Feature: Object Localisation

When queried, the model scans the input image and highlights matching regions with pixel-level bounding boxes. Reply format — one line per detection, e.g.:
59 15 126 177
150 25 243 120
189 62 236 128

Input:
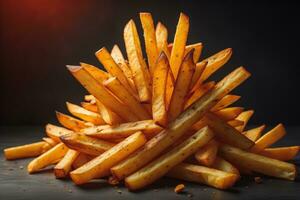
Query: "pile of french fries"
4 12 299 191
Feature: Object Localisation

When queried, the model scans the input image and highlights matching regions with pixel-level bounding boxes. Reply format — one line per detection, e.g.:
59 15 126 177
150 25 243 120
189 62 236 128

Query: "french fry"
243 125 266 141
195 139 219 166
211 156 240 175
152 52 169 126
227 119 244 127
84 94 96 104
169 13 189 78
140 12 158 75
80 62 110 82
67 65 139 121
42 137 58 147
124 20 151 102
168 50 195 121
111 67 250 180
155 22 170 59
56 111 91 131
66 102 105 125
235 110 254 132
4 141 52 160
214 107 244 121
60 133 115 156
185 43 203 63
81 102 98 113
83 120 162 139
259 146 300 161
189 61 207 91
45 124 73 142
125 127 214 190
95 47 136 97
251 124 286 153
70 131 147 185
219 144 296 181
167 163 239 190
95 100 123 125
27 143 68 174
72 153 93 169
211 94 241 112
103 77 151 120
54 149 80 178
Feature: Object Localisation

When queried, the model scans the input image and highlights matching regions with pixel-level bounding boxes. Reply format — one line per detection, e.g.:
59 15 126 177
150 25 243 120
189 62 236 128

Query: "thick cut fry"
124 20 151 102
81 102 98 113
152 52 169 126
167 163 239 190
168 50 195 121
212 156 240 175
185 43 203 63
169 13 189 78
259 146 300 161
66 102 104 125
189 61 207 91
43 137 58 147
195 139 219 167
227 119 244 127
214 107 244 121
140 12 158 75
60 133 115 156
46 124 73 142
54 149 79 178
83 120 162 139
204 112 254 149
95 100 123 125
80 62 110 82
27 143 68 174
67 65 138 121
95 47 136 97
155 22 170 59
72 153 93 169
4 141 52 160
103 77 150 120
111 67 250 180
199 48 233 82
220 144 296 181
211 95 241 112
243 125 266 141
251 124 286 153
70 131 147 185
56 111 91 131
125 127 214 190
235 110 254 132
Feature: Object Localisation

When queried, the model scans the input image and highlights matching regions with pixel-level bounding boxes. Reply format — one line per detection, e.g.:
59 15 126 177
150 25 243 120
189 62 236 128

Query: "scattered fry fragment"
174 184 185 193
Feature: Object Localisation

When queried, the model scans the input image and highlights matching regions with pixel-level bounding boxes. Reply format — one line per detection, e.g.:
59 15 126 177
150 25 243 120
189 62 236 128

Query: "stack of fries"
4 12 299 191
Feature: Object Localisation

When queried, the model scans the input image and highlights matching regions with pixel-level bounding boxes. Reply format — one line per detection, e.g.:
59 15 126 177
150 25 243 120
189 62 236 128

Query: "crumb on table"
174 184 185 193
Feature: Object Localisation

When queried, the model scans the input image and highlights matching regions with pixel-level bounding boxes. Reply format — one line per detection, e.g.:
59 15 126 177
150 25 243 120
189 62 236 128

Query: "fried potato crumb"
174 184 185 193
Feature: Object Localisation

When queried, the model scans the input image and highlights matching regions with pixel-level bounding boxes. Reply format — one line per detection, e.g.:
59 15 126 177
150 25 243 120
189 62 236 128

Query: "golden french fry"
81 102 98 113
27 143 68 174
66 102 105 125
168 50 195 121
125 127 214 190
111 67 250 180
235 110 254 132
212 156 240 175
72 153 93 169
45 124 73 142
169 13 189 78
54 149 80 178
243 125 266 141
227 119 244 127
152 52 169 126
167 163 239 190
251 123 286 153
259 146 300 161
185 43 203 63
155 22 170 59
42 137 58 147
195 139 219 166
67 65 139 121
70 131 147 185
4 141 52 160
189 61 207 91
80 62 110 83
214 107 244 121
56 111 91 131
95 100 123 125
211 94 241 112
220 144 296 181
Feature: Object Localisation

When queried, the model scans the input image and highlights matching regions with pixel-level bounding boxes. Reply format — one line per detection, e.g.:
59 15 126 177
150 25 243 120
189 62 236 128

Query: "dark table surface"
1 126 300 200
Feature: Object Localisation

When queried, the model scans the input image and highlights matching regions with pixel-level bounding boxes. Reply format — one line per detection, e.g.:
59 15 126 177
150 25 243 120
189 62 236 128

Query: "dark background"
1 0 299 126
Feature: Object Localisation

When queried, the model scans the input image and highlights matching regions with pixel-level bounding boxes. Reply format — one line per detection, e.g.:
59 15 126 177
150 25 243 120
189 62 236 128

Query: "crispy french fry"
103 77 150 120
60 133 115 156
140 12 158 75
211 94 241 112
125 127 214 190
195 139 219 167
83 120 162 139
45 124 73 142
124 20 151 102
80 62 110 82
243 125 266 141
259 146 300 161
168 50 195 121
235 110 254 132
95 100 123 125
111 67 250 180
70 131 147 185
27 143 68 174
4 141 52 160
251 124 286 153
212 156 240 175
56 111 91 131
169 13 189 78
189 61 207 91
214 107 244 121
152 52 169 126
155 22 170 59
185 43 203 63
67 65 139 121
220 144 296 181
72 153 93 169
227 119 244 127
54 149 80 178
167 163 239 190
81 102 98 113
43 137 58 147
